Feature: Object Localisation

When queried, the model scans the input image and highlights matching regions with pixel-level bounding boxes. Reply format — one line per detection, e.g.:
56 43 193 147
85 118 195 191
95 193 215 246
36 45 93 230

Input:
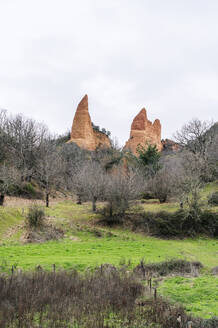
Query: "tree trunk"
27 175 32 182
77 195 82 205
46 192 49 208
92 197 97 212
0 194 5 206
109 202 113 217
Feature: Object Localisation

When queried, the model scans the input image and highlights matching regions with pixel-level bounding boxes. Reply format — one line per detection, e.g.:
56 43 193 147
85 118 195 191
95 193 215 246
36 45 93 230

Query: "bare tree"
4 113 49 182
0 109 8 163
59 142 88 194
104 167 144 217
174 118 214 156
174 151 210 213
205 128 218 178
70 159 144 215
36 140 63 207
0 165 20 205
174 119 218 183
145 167 175 203
71 161 106 211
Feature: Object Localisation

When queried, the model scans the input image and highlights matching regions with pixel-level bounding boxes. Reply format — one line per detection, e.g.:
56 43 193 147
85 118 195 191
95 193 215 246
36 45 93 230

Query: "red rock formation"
69 95 111 150
124 108 162 156
93 129 111 149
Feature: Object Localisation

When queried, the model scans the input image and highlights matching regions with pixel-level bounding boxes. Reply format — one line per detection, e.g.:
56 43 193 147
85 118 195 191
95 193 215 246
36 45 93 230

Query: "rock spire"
69 95 111 150
124 108 162 156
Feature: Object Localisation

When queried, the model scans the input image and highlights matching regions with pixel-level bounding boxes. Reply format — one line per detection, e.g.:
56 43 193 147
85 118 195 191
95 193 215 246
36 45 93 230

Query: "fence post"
154 287 157 300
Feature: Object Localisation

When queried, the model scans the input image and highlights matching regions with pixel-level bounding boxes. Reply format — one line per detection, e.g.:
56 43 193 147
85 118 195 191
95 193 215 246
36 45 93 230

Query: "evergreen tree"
137 143 161 175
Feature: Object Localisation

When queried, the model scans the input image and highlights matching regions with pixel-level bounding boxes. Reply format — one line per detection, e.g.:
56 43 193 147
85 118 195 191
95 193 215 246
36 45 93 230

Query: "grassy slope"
1 233 217 271
0 181 217 318
0 207 23 238
160 275 218 319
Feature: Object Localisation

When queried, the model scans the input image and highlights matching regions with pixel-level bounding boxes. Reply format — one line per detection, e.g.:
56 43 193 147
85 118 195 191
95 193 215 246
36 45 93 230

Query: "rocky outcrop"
69 95 111 150
161 139 181 153
124 108 162 156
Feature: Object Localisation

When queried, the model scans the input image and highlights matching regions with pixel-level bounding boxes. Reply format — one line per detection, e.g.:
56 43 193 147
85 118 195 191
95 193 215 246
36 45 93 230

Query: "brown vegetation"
0 266 208 328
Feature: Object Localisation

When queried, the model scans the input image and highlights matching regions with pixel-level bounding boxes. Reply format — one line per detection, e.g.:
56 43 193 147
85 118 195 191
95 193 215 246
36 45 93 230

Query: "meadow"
0 182 217 319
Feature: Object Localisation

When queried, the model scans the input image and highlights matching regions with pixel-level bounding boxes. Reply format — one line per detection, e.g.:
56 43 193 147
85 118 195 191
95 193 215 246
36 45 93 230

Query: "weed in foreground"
0 266 216 328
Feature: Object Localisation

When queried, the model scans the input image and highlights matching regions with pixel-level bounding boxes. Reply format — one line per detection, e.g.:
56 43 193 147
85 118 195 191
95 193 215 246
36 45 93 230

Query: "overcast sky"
0 0 218 146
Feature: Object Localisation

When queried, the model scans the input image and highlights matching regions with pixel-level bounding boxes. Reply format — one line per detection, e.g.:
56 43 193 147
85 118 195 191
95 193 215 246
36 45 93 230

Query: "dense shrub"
130 209 218 238
8 182 43 199
134 259 203 277
208 192 218 205
0 269 143 328
141 191 155 200
99 200 128 225
26 205 45 228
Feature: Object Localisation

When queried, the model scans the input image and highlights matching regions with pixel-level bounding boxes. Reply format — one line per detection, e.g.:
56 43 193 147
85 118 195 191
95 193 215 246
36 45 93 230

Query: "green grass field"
0 182 217 319
160 275 218 319
1 234 217 272
0 207 23 238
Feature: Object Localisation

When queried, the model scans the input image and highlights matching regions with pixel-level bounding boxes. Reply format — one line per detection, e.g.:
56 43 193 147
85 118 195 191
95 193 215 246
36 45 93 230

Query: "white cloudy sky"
0 0 218 145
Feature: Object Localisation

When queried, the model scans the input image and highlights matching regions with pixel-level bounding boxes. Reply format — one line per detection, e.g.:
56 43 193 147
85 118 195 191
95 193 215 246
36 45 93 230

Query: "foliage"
134 259 203 277
26 205 45 228
55 131 71 145
8 182 43 199
131 209 218 238
141 191 155 200
137 143 161 175
92 145 124 172
92 122 111 136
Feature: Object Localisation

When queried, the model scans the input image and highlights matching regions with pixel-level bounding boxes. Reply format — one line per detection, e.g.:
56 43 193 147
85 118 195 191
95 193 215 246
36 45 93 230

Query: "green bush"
141 192 154 200
130 209 218 238
134 259 203 277
8 182 43 199
26 205 45 228
99 199 129 225
208 192 218 205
